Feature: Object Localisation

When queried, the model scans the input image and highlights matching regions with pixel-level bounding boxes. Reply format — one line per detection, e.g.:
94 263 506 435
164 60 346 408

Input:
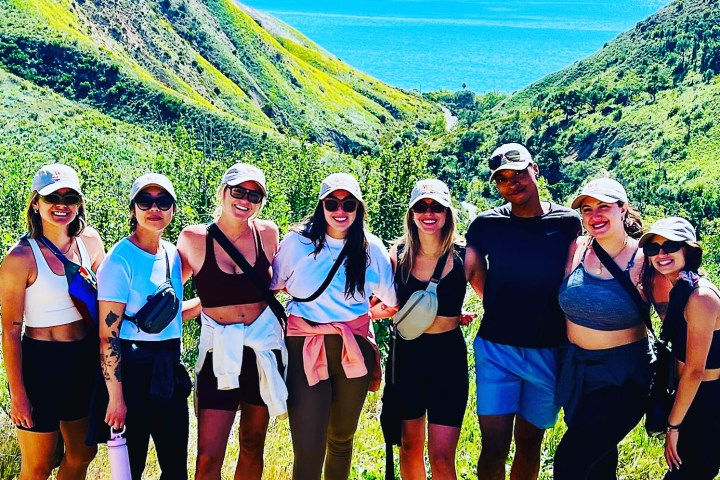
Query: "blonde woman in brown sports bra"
177 163 286 480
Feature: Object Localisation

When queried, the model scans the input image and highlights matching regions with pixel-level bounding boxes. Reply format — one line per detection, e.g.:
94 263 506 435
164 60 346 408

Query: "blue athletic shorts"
473 336 561 429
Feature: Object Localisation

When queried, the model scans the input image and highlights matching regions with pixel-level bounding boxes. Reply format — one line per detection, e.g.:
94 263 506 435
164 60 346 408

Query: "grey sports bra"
558 245 643 331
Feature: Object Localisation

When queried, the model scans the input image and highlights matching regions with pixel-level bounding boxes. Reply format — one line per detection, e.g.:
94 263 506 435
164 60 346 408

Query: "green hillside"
430 0 720 245
0 0 440 154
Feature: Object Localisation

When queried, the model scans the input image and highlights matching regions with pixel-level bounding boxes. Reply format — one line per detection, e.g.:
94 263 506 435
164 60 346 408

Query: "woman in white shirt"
271 173 398 480
97 173 190 479
0 164 104 479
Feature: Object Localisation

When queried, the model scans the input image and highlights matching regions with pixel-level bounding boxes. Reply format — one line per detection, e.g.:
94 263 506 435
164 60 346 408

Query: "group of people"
0 142 718 480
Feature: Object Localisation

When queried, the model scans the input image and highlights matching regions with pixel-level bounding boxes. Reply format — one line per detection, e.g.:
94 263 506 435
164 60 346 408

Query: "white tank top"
24 237 92 328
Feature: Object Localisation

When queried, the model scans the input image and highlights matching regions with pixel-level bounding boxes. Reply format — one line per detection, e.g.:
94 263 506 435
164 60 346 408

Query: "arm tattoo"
100 353 111 382
106 331 122 382
104 311 120 328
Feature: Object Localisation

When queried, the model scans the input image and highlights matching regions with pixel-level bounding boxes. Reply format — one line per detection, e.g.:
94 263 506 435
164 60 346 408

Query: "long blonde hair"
395 204 462 284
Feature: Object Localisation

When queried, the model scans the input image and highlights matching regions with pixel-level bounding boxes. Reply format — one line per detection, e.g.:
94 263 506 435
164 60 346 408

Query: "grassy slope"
432 0 720 231
0 0 440 152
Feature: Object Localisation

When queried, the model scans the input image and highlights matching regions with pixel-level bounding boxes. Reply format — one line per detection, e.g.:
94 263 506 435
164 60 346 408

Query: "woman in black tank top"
177 163 283 480
640 217 720 480
385 179 472 480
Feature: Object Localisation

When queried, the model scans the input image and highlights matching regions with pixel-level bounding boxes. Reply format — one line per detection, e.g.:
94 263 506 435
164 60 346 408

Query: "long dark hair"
291 199 369 299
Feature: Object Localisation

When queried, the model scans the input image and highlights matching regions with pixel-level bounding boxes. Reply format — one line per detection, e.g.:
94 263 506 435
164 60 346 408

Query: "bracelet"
667 422 681 431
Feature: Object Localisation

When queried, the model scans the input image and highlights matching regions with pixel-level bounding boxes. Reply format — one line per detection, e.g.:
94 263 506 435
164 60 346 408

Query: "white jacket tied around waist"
197 307 288 418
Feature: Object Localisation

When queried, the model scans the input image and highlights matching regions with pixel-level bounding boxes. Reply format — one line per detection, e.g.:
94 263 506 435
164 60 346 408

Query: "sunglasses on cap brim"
488 150 527 171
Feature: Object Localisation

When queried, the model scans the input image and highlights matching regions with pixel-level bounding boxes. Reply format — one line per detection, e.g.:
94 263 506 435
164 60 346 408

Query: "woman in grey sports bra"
640 217 720 479
0 164 105 479
554 178 653 480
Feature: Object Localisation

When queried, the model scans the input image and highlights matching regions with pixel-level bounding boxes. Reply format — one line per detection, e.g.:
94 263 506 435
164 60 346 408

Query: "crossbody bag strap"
164 247 171 281
206 223 287 328
292 241 349 303
38 235 71 265
592 239 654 335
429 249 451 284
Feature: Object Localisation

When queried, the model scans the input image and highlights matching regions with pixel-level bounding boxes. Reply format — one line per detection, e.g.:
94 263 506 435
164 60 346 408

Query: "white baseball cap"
129 173 177 202
222 163 267 195
32 164 83 196
409 179 451 208
318 173 363 201
570 178 628 209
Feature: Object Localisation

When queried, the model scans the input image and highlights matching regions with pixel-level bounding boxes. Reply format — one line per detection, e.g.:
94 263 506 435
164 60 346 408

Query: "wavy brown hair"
25 192 87 239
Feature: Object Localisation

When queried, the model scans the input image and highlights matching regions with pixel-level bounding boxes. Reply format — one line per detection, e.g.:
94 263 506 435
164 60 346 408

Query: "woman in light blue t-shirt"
96 173 191 479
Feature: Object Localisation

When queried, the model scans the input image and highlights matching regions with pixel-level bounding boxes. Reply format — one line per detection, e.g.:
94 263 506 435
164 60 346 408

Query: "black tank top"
194 224 271 308
664 276 720 369
395 243 467 317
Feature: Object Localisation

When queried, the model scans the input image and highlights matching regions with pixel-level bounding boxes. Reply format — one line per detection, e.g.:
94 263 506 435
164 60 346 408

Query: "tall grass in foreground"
0 292 703 479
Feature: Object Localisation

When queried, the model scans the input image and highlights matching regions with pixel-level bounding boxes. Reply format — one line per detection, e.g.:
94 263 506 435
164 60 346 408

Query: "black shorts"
18 335 97 433
393 327 469 428
196 348 283 411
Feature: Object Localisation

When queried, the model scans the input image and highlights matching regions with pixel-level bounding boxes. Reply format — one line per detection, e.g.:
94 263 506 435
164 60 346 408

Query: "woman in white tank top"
0 164 105 479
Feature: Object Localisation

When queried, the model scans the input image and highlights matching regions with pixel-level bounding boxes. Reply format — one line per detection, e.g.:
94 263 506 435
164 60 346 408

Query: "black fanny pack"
123 250 180 334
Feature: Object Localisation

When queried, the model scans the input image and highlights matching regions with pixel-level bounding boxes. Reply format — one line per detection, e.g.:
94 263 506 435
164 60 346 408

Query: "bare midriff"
425 315 460 334
567 321 647 350
203 300 268 326
25 319 88 341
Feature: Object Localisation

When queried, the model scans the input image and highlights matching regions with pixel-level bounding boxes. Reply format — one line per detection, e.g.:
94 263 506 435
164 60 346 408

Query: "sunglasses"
227 185 264 204
411 202 447 214
644 240 684 257
39 192 82 206
488 150 526 171
323 198 359 213
134 194 175 211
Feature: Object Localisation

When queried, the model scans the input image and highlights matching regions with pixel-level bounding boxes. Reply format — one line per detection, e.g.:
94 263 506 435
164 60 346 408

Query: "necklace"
61 238 75 255
593 237 628 275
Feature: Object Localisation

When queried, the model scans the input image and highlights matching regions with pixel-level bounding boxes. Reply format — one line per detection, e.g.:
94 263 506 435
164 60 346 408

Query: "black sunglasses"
323 198 359 213
488 149 525 171
40 192 82 206
644 240 684 257
134 194 175 211
411 202 447 214
227 185 264 204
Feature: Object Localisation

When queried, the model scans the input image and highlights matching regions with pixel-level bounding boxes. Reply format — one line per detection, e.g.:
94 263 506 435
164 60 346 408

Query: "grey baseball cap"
221 163 267 195
32 164 83 196
129 173 177 202
318 173 363 201
570 178 629 209
639 217 697 247
409 179 451 208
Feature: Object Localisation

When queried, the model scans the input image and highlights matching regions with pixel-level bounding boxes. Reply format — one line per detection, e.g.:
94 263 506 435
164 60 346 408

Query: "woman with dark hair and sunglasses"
389 179 472 480
554 177 653 479
640 217 720 479
0 164 104 479
271 172 397 480
176 163 286 480
97 173 191 479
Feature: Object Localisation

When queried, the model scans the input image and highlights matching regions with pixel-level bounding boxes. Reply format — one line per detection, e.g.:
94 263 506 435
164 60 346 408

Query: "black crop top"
395 244 467 317
194 224 271 308
664 276 720 369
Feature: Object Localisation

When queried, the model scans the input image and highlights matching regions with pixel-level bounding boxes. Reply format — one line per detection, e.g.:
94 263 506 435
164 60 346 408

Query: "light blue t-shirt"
97 237 183 341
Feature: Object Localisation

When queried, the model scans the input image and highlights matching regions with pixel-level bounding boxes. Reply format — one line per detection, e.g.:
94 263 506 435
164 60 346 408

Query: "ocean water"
242 0 670 93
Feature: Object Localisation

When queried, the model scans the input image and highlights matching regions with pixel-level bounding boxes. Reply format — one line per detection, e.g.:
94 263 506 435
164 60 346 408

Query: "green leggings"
286 334 375 480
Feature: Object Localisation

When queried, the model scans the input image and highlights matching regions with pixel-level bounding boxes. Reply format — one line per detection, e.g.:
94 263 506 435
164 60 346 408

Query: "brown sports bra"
194 224 271 308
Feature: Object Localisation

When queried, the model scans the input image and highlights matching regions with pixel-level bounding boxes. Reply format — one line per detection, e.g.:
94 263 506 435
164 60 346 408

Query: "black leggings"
286 334 375 480
664 379 720 480
554 380 647 480
121 339 190 480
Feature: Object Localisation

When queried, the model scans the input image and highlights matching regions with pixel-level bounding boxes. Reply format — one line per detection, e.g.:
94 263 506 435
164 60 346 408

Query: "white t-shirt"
271 231 397 323
97 238 183 341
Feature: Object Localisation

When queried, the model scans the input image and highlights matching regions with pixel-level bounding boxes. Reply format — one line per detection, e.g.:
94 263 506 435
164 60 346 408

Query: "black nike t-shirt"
466 202 581 348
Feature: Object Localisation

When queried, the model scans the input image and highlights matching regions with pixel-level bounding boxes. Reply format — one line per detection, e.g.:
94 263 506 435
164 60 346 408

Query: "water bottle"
107 426 132 480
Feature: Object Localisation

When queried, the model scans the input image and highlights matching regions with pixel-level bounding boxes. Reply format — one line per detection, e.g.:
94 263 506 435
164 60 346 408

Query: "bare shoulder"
0 239 33 276
178 224 209 242
80 226 104 249
690 280 720 310
254 219 280 244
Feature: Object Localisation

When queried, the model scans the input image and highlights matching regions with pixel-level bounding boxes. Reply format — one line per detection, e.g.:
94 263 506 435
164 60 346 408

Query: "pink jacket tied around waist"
287 313 381 392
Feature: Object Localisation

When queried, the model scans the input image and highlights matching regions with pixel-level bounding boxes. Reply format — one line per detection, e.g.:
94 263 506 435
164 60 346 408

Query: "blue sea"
241 0 670 93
